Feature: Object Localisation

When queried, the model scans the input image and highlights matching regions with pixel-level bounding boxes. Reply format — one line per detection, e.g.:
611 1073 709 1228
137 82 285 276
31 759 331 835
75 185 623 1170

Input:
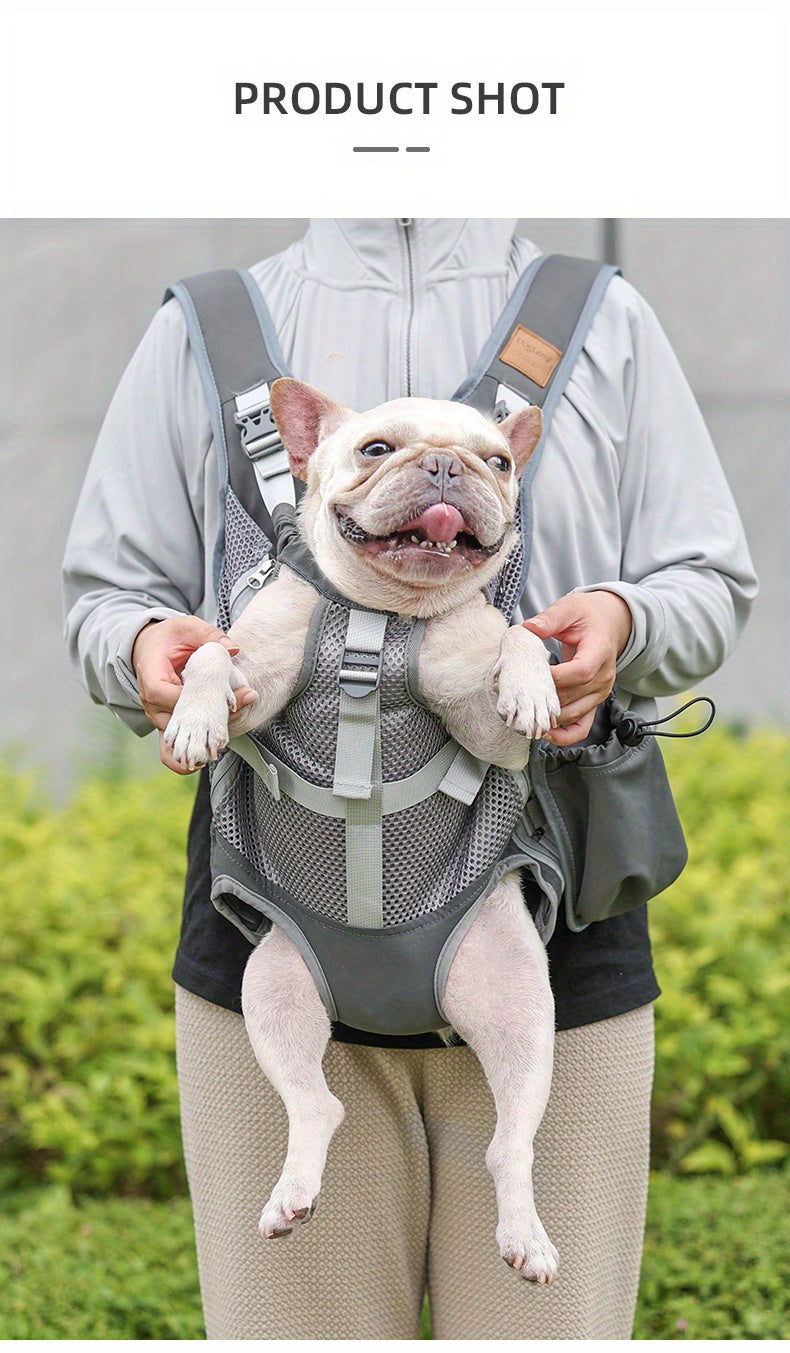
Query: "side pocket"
530 731 688 932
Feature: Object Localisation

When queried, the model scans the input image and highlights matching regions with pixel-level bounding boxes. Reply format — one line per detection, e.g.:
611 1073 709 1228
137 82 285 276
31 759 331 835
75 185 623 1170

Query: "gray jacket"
62 218 758 735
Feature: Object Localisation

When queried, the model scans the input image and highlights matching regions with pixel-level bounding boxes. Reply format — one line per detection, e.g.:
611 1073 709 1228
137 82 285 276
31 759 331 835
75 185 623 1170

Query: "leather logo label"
499 325 562 388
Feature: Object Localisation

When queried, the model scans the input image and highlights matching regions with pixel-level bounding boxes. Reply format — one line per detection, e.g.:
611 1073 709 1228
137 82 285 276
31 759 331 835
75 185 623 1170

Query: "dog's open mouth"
335 503 505 566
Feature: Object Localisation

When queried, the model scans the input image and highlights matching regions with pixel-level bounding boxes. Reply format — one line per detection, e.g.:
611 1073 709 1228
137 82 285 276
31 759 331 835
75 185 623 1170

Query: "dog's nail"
292 1206 310 1219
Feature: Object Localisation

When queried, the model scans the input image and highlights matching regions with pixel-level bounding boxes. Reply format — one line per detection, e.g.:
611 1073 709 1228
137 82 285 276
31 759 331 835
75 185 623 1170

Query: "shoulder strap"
164 268 297 556
454 253 619 425
454 253 620 608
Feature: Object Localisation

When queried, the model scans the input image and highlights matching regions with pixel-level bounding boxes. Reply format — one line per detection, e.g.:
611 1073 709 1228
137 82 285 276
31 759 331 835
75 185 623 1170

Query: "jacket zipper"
399 217 415 395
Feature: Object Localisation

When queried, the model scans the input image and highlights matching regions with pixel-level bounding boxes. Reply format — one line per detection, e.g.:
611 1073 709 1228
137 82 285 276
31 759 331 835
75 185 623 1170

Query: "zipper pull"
399 217 412 228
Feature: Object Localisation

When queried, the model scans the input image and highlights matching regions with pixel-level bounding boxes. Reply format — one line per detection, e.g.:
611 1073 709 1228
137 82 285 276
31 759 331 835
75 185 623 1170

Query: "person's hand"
131 616 256 774
521 591 632 746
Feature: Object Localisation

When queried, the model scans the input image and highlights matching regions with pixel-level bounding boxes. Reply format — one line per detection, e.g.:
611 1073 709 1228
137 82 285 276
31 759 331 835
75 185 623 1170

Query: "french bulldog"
164 379 561 1283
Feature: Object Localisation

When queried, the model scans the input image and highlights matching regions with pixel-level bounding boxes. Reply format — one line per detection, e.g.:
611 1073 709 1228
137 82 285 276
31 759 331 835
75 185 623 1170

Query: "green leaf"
679 1141 737 1174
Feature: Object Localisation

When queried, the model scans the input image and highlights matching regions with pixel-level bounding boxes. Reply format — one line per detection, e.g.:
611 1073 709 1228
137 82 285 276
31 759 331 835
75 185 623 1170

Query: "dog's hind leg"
441 872 558 1283
241 925 345 1239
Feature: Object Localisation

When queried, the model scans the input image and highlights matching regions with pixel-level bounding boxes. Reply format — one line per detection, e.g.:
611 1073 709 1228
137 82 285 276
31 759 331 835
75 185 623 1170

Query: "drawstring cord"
614 696 716 747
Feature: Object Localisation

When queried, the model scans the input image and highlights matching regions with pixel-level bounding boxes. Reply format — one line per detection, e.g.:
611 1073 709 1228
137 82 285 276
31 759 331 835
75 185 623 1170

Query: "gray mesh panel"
216 487 272 629
261 608 446 787
490 495 524 621
213 756 525 928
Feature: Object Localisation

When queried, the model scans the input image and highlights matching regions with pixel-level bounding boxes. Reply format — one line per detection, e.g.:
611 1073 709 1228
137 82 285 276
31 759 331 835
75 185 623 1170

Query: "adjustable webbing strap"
332 609 389 928
438 744 491 806
333 610 389 799
230 732 464 818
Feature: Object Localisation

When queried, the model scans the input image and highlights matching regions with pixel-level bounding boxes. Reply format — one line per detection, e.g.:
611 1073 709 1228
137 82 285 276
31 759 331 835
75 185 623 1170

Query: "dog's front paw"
258 1178 319 1240
495 639 561 739
163 701 231 770
497 1217 559 1285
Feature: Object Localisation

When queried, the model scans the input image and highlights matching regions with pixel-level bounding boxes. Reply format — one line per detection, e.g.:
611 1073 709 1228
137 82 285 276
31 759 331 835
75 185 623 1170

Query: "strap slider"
338 645 384 698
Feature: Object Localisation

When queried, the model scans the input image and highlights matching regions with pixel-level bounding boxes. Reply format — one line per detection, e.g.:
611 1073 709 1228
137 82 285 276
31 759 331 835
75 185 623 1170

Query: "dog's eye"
359 440 395 458
486 453 512 473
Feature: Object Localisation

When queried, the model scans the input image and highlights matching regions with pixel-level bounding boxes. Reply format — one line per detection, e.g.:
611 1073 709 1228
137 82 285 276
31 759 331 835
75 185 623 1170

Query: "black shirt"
172 770 659 1047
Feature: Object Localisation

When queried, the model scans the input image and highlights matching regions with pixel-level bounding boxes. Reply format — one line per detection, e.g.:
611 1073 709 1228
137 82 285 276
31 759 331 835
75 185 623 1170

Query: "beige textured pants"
175 985 654 1340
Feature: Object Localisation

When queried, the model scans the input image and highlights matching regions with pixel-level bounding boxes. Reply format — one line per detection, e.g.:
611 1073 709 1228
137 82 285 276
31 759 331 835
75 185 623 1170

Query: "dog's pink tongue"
402 503 466 542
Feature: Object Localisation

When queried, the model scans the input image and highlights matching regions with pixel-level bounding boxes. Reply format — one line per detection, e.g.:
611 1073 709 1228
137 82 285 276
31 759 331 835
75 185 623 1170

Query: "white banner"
1 1 788 216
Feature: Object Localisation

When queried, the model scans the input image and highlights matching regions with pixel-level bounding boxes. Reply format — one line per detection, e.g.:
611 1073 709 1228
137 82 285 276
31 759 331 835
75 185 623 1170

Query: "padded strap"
454 254 619 421
455 253 619 607
165 269 296 554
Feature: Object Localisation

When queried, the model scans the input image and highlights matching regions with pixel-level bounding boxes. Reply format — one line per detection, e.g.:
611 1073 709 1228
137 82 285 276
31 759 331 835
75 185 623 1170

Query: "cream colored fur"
164 382 560 1283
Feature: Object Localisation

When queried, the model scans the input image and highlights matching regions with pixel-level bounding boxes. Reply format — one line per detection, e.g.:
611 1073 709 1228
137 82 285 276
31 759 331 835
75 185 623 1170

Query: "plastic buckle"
338 646 384 698
234 384 282 460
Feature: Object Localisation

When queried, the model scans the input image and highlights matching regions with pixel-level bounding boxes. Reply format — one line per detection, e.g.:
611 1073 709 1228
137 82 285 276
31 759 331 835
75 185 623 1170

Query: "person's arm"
524 281 758 743
62 298 216 738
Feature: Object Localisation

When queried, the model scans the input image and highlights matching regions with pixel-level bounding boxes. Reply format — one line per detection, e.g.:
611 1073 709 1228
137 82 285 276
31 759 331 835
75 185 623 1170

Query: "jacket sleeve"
578 283 758 697
62 299 213 736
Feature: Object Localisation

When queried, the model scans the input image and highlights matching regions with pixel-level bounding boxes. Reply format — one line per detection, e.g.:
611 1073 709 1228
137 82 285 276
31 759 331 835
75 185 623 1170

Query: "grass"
0 1188 203 1339
634 1170 789 1339
1 1171 786 1339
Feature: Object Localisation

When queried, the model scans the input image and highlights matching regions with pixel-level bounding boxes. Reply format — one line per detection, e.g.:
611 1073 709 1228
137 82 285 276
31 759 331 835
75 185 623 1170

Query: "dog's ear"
497 405 544 477
269 378 353 482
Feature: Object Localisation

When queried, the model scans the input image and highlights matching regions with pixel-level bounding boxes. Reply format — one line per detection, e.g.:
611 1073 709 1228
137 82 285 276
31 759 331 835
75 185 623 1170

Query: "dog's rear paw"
258 1180 318 1239
498 1219 559 1285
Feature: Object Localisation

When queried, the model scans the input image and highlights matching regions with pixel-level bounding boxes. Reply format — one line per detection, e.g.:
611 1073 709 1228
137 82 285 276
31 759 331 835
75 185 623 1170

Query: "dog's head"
269 378 543 617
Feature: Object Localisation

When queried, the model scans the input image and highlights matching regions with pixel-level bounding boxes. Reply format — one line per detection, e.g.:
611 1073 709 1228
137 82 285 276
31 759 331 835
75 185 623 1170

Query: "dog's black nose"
421 452 464 485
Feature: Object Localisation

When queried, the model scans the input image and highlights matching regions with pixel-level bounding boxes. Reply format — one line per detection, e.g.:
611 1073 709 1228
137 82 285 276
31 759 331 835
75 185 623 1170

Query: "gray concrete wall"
1 219 786 791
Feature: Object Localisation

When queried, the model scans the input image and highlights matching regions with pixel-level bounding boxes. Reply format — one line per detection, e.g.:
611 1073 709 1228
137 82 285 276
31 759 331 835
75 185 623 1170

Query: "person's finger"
522 595 581 640
228 688 258 721
138 674 184 722
549 635 613 690
541 708 596 746
553 693 605 728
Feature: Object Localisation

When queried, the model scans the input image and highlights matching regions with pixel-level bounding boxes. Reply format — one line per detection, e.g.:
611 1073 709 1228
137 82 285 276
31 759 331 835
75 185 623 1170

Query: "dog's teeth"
449 540 457 550
411 535 419 543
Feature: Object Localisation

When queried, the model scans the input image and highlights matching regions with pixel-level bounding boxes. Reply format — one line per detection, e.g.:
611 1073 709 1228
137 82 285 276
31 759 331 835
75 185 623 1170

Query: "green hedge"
652 727 790 1173
634 1168 790 1339
0 723 787 1197
0 767 194 1197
